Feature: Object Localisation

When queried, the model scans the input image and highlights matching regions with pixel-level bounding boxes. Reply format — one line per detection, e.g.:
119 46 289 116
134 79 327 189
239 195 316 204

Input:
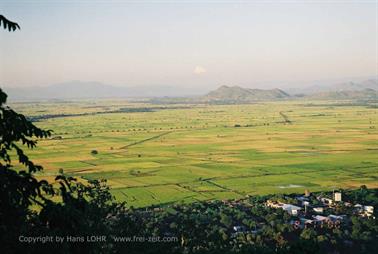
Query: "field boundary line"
119 131 173 149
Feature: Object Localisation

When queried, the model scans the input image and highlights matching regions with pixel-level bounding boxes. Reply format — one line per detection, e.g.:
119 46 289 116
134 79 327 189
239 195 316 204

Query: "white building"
334 192 342 202
364 206 374 214
313 207 324 214
282 204 302 216
328 214 345 222
318 197 333 206
355 205 375 218
313 215 328 224
233 225 246 232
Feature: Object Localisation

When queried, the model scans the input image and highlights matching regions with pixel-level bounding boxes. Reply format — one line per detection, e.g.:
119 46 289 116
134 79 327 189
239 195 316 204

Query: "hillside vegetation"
202 85 290 103
305 89 378 100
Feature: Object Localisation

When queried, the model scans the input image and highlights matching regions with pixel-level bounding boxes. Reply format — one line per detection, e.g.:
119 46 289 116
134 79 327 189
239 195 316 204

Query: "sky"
0 0 377 90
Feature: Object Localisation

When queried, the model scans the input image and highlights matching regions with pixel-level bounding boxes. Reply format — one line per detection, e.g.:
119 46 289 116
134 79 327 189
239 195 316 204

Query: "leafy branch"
0 15 20 31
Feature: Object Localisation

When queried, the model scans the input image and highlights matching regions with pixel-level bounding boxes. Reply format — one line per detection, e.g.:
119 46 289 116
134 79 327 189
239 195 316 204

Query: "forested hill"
202 85 291 103
304 89 378 100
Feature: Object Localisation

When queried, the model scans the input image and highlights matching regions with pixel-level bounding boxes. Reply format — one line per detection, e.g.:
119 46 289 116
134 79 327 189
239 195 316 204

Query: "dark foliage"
0 88 53 252
0 15 20 31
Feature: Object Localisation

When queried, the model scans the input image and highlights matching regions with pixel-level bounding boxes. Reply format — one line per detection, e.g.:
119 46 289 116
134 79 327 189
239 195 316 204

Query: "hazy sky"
0 0 376 89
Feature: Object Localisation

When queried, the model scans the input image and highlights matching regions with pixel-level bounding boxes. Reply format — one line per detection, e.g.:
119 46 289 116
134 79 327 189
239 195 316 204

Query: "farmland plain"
11 100 378 207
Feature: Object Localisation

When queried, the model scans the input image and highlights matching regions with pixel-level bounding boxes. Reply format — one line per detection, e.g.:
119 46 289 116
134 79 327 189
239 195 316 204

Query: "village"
262 189 374 231
141 187 377 244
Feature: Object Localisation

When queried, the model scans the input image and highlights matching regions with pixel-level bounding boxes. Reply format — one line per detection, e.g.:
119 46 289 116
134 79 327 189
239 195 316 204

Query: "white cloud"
193 66 207 75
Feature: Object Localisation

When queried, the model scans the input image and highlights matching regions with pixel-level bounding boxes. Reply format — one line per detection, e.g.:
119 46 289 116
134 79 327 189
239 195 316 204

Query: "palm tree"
0 15 20 31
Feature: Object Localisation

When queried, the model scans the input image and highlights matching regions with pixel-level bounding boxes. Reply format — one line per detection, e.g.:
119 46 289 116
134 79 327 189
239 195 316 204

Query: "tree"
220 213 232 228
0 87 53 251
0 17 52 251
0 15 20 31
300 228 317 240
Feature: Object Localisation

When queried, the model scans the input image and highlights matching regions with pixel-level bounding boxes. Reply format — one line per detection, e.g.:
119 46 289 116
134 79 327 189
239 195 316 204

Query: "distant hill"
2 81 203 100
202 85 290 103
2 79 378 102
305 88 378 100
288 79 378 95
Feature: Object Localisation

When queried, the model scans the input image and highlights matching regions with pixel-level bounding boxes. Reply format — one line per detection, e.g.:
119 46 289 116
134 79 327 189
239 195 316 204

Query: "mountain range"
202 85 377 103
287 79 378 95
2 81 204 100
304 88 378 100
1 79 377 102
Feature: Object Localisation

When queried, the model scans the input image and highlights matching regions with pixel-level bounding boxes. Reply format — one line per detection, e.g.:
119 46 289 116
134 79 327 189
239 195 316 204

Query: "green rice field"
11 100 378 207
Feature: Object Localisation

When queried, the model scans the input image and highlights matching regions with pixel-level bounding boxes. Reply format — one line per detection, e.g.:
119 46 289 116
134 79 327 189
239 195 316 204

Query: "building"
282 204 302 216
313 215 328 225
266 200 302 215
364 206 374 214
328 214 345 222
300 218 314 228
317 196 333 206
313 207 324 214
265 200 284 209
233 225 246 232
334 192 342 202
355 204 375 218
296 196 309 205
